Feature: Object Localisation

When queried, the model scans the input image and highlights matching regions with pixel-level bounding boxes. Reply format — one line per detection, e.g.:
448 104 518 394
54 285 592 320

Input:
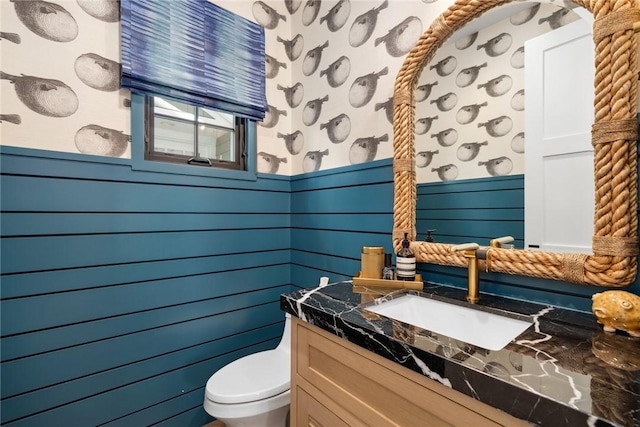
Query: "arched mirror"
392 0 639 287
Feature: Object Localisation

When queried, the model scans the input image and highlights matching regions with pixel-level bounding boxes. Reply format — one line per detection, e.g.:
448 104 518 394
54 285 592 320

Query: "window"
120 0 266 177
145 95 247 171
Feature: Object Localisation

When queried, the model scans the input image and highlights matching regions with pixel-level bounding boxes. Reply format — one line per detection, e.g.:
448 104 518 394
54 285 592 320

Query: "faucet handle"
490 236 514 248
450 243 480 252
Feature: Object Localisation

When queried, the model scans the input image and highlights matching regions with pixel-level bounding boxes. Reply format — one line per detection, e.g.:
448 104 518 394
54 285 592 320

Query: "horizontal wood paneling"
1 250 289 298
290 162 394 289
1 149 291 426
3 319 283 425
3 149 638 427
1 212 290 236
1 229 289 274
417 175 524 246
2 285 287 362
0 175 289 214
2 266 288 337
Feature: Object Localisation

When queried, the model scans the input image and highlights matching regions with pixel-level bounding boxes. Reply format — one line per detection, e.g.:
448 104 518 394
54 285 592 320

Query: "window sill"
130 157 257 181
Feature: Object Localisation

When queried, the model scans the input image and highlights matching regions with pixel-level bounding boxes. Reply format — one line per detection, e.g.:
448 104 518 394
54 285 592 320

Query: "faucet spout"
490 235 514 248
450 243 480 303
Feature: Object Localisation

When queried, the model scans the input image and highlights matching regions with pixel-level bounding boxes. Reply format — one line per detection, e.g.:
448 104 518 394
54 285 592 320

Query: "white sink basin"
365 294 532 351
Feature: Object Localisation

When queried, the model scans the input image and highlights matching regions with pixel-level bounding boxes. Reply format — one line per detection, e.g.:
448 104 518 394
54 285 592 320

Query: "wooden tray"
352 272 424 290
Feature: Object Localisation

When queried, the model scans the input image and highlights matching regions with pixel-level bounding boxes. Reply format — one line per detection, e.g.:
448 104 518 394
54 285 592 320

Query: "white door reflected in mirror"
525 17 595 254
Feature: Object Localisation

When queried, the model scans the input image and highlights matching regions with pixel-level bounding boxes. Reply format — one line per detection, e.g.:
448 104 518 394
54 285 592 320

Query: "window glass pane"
154 96 195 121
198 124 235 161
198 107 234 129
154 117 195 156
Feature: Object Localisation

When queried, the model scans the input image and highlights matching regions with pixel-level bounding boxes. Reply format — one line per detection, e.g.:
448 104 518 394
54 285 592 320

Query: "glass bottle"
396 232 416 281
382 253 394 280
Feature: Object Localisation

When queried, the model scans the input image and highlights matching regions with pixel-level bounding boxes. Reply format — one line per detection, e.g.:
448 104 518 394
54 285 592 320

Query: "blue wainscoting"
417 175 525 246
3 148 639 426
290 159 395 288
0 147 291 426
417 175 640 311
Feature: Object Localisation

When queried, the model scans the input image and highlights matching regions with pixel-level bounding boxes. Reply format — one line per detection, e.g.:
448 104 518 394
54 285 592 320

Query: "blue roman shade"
120 0 267 121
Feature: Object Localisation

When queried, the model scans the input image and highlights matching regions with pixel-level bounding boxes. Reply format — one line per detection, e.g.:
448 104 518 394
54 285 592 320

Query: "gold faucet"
450 243 480 303
490 235 514 248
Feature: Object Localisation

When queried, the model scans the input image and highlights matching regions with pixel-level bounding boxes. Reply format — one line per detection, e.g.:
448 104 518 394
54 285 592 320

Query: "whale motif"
12 0 78 42
75 124 130 157
477 33 512 57
258 152 287 174
349 0 388 47
349 134 388 164
303 95 329 126
320 0 350 32
252 1 286 29
416 150 439 168
320 56 350 88
429 56 457 77
303 149 329 173
374 16 422 57
303 41 329 76
2 71 78 117
320 113 351 143
349 67 388 108
479 156 513 176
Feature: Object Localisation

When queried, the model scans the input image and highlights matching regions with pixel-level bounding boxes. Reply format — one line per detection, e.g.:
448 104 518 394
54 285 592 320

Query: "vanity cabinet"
291 318 529 427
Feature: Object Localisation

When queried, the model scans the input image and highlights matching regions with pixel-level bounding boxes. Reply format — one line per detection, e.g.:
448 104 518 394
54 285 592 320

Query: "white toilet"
203 313 291 427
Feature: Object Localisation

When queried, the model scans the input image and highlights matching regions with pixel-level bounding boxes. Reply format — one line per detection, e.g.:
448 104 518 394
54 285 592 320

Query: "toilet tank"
276 313 291 353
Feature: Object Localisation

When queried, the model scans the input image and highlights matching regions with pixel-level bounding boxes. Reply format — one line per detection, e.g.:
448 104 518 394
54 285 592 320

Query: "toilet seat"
205 348 290 404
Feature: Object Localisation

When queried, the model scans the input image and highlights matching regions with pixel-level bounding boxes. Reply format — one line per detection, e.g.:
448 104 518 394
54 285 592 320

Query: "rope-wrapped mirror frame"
393 0 640 286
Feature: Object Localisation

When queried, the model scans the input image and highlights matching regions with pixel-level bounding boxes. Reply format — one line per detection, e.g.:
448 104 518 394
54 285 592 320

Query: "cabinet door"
295 386 349 427
292 319 523 427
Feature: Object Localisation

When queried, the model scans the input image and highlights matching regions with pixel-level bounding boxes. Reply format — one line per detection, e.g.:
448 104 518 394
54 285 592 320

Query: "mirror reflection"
413 2 593 251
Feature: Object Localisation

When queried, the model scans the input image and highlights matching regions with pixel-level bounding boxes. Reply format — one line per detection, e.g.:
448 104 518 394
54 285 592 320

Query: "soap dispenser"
396 232 416 281
425 229 436 242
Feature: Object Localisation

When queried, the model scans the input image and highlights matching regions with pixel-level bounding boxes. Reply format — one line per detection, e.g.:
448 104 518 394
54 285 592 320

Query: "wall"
1 3 293 425
290 159 394 287
0 147 291 426
2 0 640 424
416 3 578 183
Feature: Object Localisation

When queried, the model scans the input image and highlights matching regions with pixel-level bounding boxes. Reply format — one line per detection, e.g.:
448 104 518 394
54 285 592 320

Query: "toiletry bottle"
382 253 394 280
396 232 416 281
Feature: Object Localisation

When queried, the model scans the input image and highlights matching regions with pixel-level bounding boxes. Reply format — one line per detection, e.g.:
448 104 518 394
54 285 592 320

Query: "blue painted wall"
290 162 640 312
290 159 395 288
0 147 291 426
3 148 639 425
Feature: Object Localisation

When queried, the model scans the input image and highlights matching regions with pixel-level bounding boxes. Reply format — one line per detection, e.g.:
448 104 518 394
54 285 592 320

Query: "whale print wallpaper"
1 0 582 176
1 0 131 157
415 2 579 183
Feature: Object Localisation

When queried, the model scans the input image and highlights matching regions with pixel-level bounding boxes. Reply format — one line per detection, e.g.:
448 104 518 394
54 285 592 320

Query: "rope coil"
593 9 640 41
393 90 412 107
562 253 588 283
393 158 414 173
591 119 639 145
592 235 640 257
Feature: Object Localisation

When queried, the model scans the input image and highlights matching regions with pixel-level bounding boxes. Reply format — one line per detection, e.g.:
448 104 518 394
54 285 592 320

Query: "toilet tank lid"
205 348 290 404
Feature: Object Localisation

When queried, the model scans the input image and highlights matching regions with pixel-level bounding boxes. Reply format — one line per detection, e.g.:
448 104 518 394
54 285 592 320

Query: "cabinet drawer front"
295 386 350 427
295 320 511 427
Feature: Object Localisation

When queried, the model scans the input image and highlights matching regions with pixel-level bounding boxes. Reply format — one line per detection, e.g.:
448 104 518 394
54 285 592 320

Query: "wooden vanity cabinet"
291 318 529 427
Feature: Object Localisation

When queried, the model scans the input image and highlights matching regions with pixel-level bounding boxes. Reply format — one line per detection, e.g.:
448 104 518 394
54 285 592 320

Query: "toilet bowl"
203 313 291 427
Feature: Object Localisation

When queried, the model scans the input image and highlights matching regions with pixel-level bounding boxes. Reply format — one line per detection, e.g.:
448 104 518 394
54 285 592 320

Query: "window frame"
144 95 247 171
130 93 258 181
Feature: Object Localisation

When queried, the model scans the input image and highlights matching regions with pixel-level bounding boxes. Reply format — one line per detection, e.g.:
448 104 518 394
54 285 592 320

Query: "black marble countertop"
280 281 640 427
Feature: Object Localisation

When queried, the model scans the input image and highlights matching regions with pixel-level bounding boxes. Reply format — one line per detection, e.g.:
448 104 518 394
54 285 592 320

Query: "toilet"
203 313 291 427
